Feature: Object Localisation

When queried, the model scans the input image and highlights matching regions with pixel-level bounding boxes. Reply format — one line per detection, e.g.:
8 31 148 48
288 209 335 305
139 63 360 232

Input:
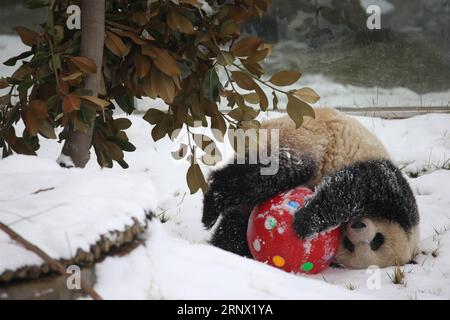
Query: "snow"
95 221 364 300
360 0 395 14
1 35 450 299
56 153 75 168
0 155 158 274
93 112 450 300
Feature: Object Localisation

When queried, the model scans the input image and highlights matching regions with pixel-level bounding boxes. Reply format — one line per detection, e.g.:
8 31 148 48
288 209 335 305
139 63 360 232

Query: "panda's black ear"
293 159 419 238
202 149 317 229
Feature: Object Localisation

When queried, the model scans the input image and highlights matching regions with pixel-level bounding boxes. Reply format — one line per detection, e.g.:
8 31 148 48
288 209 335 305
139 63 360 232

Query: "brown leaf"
143 108 165 125
228 106 259 121
242 62 264 77
70 56 97 74
134 53 151 78
132 12 150 26
254 83 269 111
105 31 130 58
287 95 315 129
231 36 262 57
179 0 201 7
152 68 176 103
106 20 138 32
38 120 57 139
14 26 39 47
167 9 195 34
211 114 227 142
114 118 132 130
219 19 239 38
231 71 255 90
269 70 301 87
217 51 235 66
272 91 279 110
105 142 124 161
11 65 33 80
63 94 81 113
109 28 150 44
293 87 320 104
186 162 207 194
142 46 181 77
80 96 110 108
29 100 48 119
22 108 39 136
245 48 269 64
61 72 83 81
151 113 173 141
242 93 259 104
0 78 9 89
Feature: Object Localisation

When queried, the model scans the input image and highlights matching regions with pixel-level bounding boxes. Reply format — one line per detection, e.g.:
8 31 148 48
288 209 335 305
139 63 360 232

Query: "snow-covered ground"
1 35 450 299
90 112 450 300
3 111 448 300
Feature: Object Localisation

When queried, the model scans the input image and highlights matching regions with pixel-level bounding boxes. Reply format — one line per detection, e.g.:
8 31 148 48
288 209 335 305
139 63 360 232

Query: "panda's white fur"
202 107 420 269
261 108 390 185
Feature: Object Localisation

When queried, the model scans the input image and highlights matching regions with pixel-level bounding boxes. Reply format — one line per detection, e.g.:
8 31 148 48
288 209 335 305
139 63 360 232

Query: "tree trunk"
58 0 105 168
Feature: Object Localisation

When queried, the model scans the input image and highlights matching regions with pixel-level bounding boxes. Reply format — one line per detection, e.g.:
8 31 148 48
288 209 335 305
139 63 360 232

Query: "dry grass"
388 266 406 285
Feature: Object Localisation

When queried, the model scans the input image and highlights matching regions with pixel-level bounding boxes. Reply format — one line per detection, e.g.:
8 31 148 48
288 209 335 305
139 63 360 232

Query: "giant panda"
202 107 420 269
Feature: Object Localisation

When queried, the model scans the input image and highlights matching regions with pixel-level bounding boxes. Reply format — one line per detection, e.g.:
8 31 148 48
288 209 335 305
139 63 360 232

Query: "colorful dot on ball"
272 255 285 268
301 262 314 272
287 200 300 209
253 239 261 252
264 216 277 230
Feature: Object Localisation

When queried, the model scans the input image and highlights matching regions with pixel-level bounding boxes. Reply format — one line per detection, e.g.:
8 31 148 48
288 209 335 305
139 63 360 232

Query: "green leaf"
3 51 33 66
107 136 136 152
204 68 221 102
25 0 49 9
115 94 135 114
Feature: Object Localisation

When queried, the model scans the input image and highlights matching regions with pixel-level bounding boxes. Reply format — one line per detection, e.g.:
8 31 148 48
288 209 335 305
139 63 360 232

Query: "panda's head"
294 159 420 269
335 217 419 269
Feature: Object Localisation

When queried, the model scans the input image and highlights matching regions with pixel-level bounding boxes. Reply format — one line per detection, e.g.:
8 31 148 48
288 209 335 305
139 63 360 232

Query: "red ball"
247 186 341 274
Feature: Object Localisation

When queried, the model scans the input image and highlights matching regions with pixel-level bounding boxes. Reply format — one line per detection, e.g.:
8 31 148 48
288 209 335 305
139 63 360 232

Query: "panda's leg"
210 208 253 258
202 149 317 230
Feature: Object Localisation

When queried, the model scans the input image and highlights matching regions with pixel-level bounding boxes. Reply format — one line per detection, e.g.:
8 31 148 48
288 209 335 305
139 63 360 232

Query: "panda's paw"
293 209 319 239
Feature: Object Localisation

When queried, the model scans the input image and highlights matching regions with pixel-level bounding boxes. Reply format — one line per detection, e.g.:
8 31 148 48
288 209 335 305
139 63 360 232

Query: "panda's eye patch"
343 236 355 252
370 233 385 251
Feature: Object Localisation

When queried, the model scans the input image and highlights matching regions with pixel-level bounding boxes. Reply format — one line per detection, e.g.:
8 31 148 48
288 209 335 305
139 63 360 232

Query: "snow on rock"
0 155 158 275
95 221 365 300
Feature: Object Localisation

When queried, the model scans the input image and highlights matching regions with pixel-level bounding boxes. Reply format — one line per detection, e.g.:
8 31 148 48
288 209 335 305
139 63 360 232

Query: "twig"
0 222 102 300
